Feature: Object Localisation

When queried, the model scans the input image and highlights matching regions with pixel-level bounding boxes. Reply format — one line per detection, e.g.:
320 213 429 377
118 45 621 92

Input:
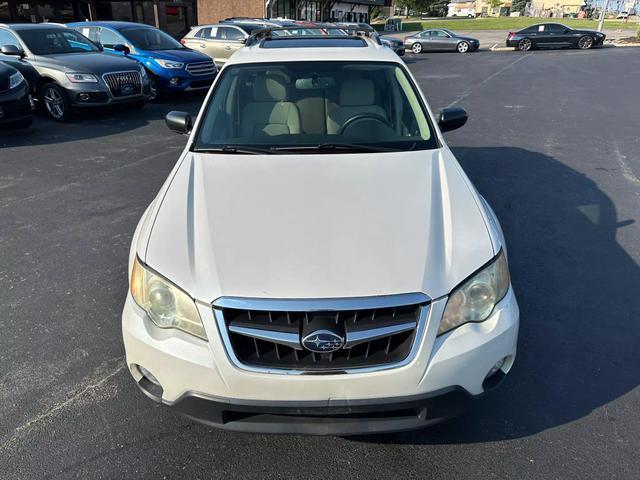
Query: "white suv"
123 31 519 435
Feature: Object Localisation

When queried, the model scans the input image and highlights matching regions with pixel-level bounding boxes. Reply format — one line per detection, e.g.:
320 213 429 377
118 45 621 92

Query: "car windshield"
120 27 183 51
19 28 99 54
193 61 438 153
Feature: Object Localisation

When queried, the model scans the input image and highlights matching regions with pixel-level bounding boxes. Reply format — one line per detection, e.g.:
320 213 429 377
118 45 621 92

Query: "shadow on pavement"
354 146 640 445
0 94 205 149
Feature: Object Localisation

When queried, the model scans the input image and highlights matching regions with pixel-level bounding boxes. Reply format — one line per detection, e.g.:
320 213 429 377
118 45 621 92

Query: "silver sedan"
404 29 480 53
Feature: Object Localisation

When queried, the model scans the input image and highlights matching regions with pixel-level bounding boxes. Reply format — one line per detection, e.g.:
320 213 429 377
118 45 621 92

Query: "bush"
637 25 640 39
402 22 423 31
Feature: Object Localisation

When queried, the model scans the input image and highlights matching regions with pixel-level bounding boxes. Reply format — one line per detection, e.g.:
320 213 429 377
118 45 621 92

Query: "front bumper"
155 71 216 93
123 287 519 434
0 82 33 125
63 80 150 107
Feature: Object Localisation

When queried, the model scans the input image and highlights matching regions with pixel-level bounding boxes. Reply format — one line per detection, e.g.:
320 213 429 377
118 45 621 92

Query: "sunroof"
261 37 367 49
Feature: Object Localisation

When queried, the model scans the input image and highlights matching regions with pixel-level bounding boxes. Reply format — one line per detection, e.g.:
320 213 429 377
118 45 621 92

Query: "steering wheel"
337 113 392 135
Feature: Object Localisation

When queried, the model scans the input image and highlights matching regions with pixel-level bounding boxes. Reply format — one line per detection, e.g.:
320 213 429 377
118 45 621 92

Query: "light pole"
597 0 610 32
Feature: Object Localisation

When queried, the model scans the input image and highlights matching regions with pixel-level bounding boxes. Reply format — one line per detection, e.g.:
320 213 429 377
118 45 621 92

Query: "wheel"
147 74 161 101
457 41 470 53
42 83 73 122
518 38 532 52
577 35 594 49
411 42 422 54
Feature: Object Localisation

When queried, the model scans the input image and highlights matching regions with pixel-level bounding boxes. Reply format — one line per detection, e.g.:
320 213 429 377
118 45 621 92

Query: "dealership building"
0 0 383 36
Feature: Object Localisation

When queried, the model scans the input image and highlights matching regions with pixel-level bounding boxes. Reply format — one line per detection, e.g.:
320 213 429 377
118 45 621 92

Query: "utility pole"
597 0 610 32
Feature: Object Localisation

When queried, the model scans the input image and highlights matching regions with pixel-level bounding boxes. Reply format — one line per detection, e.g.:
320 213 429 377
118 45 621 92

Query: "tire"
518 38 533 52
577 35 594 49
411 42 422 54
41 83 73 122
457 41 470 53
147 74 161 101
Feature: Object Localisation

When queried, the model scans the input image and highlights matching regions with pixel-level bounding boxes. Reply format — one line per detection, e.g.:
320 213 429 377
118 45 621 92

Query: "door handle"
224 46 231 50
199 44 206 48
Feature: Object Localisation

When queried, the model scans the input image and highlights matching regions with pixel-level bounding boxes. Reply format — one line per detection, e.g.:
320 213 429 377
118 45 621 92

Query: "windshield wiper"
269 143 404 153
193 145 274 155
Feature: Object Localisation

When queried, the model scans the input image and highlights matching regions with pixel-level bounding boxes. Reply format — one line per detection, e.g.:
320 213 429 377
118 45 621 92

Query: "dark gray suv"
0 24 150 121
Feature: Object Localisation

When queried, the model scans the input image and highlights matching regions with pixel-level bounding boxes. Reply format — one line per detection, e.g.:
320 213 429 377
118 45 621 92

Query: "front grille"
215 297 427 372
102 71 142 97
186 61 216 76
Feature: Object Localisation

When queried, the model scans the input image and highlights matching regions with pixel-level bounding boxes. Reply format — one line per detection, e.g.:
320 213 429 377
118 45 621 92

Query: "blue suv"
68 21 216 100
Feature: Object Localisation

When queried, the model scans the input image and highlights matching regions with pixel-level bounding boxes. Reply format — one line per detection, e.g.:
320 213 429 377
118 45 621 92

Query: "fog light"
138 365 160 386
169 77 179 86
78 92 91 101
485 357 506 379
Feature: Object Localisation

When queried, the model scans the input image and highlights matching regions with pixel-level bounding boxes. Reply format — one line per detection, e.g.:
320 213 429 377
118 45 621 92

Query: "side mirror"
438 107 468 132
241 37 248 44
113 44 130 55
166 111 193 134
1 44 25 58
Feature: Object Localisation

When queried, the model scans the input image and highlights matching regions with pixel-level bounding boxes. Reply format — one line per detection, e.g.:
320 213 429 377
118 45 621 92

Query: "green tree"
511 0 527 14
488 0 504 9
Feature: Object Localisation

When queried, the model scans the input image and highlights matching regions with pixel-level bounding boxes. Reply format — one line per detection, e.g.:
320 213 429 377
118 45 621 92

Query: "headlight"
9 71 24 89
438 250 510 336
130 257 207 340
155 59 184 69
65 73 98 83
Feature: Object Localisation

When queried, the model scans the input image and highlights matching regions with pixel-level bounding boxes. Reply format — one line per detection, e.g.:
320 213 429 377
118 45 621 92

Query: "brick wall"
197 0 265 24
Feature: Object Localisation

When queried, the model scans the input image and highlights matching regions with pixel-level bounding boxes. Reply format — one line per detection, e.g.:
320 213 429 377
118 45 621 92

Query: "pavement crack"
0 360 125 454
446 53 532 108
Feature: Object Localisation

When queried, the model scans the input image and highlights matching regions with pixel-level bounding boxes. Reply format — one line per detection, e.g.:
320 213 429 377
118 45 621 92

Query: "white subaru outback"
123 31 519 435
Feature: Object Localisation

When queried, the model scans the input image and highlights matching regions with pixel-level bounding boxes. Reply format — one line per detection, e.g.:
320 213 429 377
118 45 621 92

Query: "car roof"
67 21 155 30
226 35 398 65
1 23 68 30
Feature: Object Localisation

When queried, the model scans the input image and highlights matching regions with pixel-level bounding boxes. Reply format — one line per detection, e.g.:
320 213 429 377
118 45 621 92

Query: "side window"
194 27 210 38
218 27 244 41
99 28 125 48
0 29 20 48
420 31 431 38
433 30 448 38
546 24 565 32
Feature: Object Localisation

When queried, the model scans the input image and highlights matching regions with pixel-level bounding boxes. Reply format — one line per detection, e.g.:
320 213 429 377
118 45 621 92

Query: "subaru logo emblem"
302 329 345 353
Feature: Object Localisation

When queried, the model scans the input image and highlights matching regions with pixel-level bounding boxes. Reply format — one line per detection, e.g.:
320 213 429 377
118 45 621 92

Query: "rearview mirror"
1 44 25 58
166 111 193 134
438 107 468 132
113 44 130 55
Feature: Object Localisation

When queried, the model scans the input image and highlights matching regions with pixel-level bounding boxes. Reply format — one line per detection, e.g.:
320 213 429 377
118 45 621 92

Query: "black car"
404 29 480 53
506 23 606 51
0 24 150 121
0 61 33 129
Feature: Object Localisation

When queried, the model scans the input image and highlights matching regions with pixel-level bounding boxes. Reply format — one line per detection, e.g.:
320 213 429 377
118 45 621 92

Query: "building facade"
198 0 385 25
0 1 197 36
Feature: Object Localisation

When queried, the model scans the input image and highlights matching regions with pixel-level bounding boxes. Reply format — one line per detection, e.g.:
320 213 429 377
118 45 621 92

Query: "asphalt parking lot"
1 47 639 479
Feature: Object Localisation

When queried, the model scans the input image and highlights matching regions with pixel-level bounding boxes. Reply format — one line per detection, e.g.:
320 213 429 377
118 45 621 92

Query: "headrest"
339 78 375 106
253 75 288 102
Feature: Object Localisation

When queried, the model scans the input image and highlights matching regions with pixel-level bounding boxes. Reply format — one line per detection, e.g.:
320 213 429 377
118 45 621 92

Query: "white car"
123 32 519 435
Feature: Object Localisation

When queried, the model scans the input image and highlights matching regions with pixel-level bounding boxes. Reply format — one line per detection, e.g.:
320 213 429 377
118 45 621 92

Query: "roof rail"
245 26 380 46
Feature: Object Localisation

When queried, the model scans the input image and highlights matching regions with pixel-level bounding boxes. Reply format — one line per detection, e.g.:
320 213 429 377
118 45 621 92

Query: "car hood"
143 149 495 301
457 36 479 42
138 48 210 63
33 51 140 73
